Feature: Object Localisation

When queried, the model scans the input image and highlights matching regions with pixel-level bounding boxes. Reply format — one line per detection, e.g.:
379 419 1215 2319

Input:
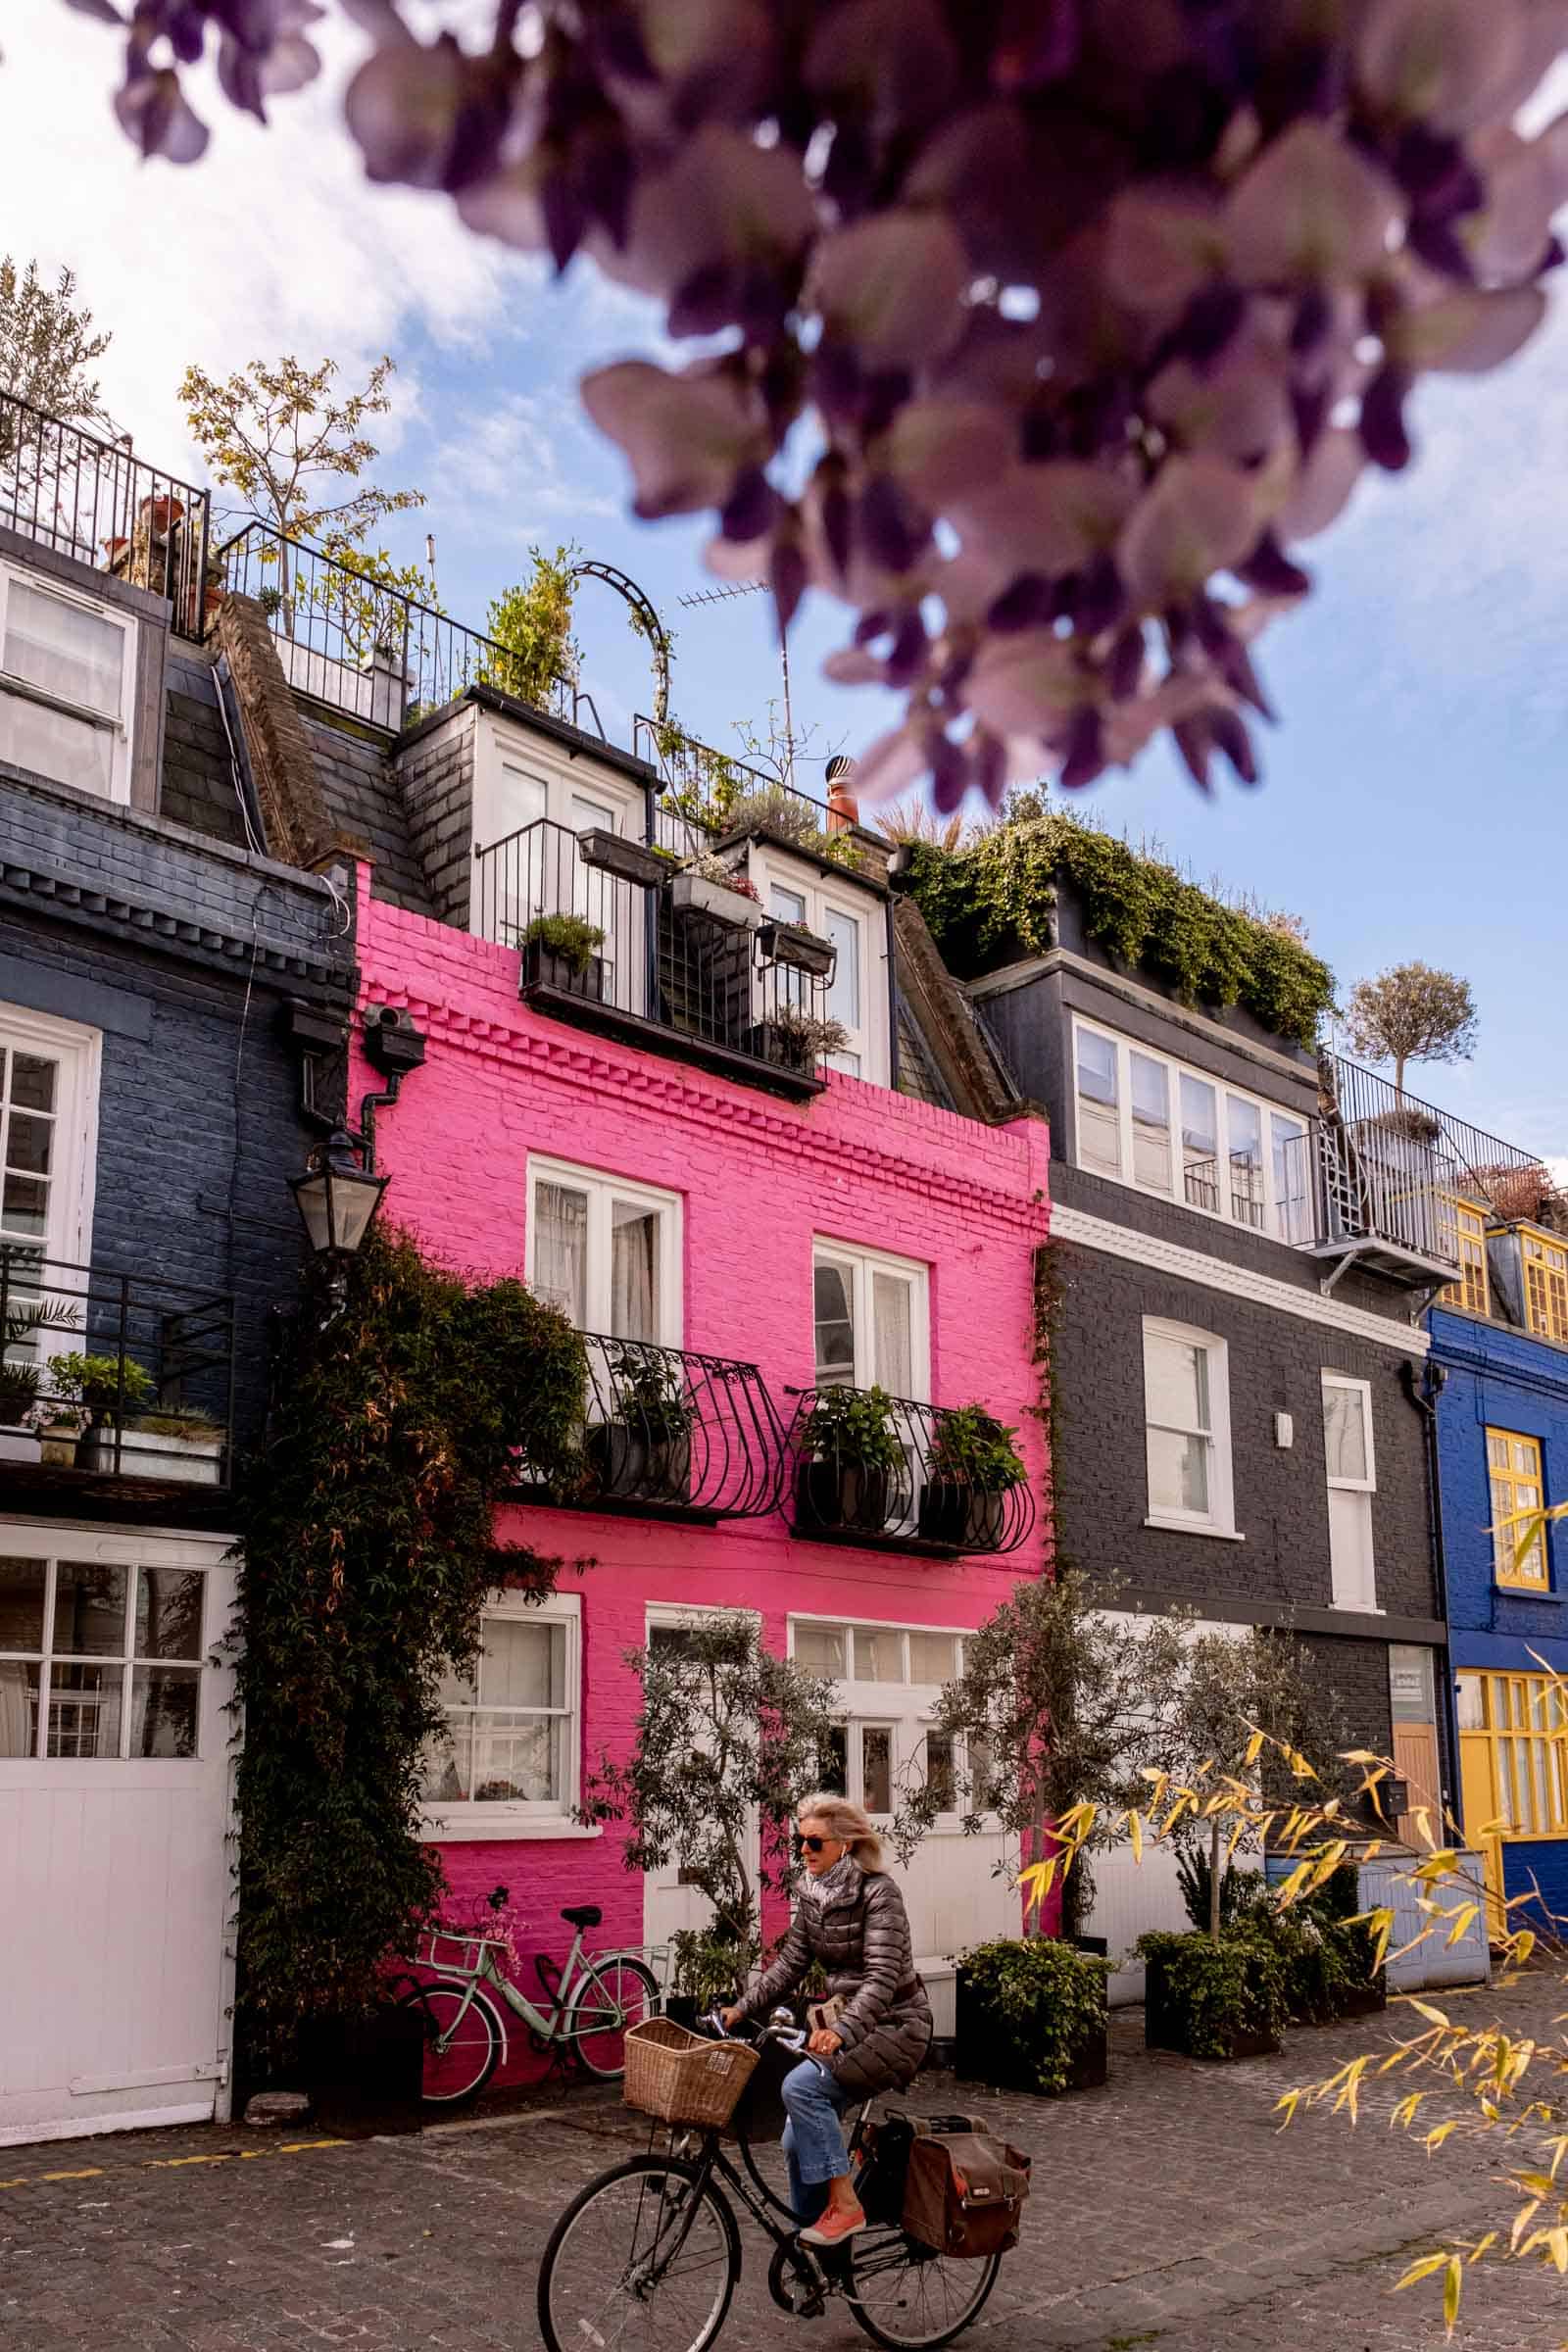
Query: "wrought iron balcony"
513 1335 785 1521
784 1388 1036 1558
472 816 836 1096
0 393 213 641
213 523 606 739
0 1247 234 1505
633 713 844 859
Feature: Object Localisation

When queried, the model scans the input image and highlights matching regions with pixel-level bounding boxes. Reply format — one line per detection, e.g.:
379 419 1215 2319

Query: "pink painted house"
220 587 1051 2068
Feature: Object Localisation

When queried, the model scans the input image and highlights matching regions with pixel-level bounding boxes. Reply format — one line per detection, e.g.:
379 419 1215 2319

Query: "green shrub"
799 1381 905 1471
1139 1930 1290 2058
958 1936 1109 2095
522 912 606 972
928 1404 1027 1490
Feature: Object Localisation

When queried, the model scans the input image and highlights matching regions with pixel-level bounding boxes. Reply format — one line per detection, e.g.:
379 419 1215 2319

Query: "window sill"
1329 1601 1385 1616
420 1814 603 1845
1143 1515 1245 1543
1493 1583 1557 1599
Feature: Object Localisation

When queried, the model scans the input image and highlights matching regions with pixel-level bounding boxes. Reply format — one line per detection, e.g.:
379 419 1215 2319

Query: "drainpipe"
1402 1356 1459 1829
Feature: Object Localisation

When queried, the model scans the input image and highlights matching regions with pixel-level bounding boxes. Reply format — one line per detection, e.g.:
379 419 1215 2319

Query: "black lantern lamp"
290 1127 387 1263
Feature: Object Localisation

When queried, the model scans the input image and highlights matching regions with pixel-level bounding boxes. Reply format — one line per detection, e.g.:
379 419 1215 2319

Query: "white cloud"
430 392 620 545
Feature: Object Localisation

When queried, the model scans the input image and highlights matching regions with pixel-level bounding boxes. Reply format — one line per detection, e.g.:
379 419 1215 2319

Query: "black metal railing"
521 1335 786 1518
0 392 213 639
212 523 607 739
0 1246 234 1489
633 714 842 859
785 1388 1035 1556
472 816 835 1084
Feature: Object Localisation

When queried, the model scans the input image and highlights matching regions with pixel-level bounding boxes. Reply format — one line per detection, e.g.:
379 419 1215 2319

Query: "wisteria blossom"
56 0 1568 801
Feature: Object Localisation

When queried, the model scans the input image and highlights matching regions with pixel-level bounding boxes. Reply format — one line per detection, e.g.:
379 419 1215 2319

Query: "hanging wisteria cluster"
62 0 1568 802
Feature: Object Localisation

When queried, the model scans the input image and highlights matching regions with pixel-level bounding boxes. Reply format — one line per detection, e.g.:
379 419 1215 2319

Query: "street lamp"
290 1127 387 1268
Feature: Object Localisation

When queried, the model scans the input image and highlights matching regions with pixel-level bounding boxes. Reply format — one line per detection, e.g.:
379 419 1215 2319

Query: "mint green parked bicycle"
398 1900 661 2105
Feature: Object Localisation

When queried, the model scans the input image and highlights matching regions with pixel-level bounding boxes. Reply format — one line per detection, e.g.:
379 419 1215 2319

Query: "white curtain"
611 1205 658 1342
535 1182 587 1326
871 1271 912 1396
0 1660 32 1757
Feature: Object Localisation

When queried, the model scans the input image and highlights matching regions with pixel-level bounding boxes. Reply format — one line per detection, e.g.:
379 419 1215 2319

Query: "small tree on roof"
1345 962 1478 1102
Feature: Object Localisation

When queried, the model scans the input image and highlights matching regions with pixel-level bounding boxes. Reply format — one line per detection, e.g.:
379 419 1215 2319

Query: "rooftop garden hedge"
905 815 1336 1048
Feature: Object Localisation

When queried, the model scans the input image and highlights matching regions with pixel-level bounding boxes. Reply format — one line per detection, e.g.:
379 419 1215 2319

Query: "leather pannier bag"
897 2111 1031 2259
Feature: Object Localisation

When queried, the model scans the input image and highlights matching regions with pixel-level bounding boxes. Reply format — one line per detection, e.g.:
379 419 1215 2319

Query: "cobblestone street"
5 1974 1568 2352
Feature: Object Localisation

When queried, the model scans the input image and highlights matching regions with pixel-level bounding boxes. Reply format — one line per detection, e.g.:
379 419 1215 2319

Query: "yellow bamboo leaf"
1391 2091 1427 2131
1446 1905 1481 1948
1468 2233 1497 2266
1511 2200 1543 2252
1395 2252 1451 2292
1516 1930 1538 1968
1426 2119 1459 2151
1548 2227 1568 2275
1512 2173 1558 2198
1443 2254 1462 2330
1343 1748 1382 1765
1275 2088 1301 2129
1408 2000 1452 2029
1244 1728 1266 1767
1127 1809 1143 1865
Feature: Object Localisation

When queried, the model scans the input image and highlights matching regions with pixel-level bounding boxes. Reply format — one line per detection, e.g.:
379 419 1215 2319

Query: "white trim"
472 709 642 853
749 842 889 1085
1144 1516 1246 1542
420 1589 583 1838
1322 1371 1379 1614
810 1238 930 1399
527 1155 683 1347
1142 1315 1236 1539
1049 1201 1431 1353
1321 1372 1377 1493
971 945 1316 1088
0 998 101 1267
0 2102 217 2150
0 560 138 806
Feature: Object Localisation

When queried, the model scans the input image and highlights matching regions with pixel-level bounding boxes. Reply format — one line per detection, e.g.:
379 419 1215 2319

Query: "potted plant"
122 1404 225 1487
586 1346 694 1503
1138 1928 1288 2061
955 1936 1110 2096
747 1006 851 1075
795 1383 906 1536
670 852 765 930
756 918 837 978
576 829 669 888
48 1351 157 1472
919 1404 1027 1549
520 911 607 999
34 1398 84 1467
0 1355 43 1462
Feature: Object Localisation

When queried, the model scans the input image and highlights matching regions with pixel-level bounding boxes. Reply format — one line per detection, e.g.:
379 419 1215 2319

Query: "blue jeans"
780 2058 850 2225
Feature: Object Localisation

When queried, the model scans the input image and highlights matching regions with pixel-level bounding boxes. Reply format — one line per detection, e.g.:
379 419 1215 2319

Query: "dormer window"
0 564 134 802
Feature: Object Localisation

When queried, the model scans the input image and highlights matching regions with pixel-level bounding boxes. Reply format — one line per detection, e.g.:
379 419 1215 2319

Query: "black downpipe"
1402 1356 1459 1827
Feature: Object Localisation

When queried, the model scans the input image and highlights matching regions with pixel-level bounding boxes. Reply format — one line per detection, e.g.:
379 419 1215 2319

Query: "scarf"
802 1853 858 1907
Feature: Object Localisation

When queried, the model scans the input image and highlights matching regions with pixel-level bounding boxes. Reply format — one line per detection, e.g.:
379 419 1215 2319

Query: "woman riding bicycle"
722 1792 931 2250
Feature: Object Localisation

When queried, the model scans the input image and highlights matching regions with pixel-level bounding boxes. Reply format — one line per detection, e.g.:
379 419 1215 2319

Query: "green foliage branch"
1138 1928 1291 2059
232 1228 588 2069
958 1936 1109 2096
480 542 581 710
905 813 1335 1045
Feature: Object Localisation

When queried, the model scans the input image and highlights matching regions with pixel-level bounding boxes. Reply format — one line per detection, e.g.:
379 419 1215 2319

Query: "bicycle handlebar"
698 2007 808 2054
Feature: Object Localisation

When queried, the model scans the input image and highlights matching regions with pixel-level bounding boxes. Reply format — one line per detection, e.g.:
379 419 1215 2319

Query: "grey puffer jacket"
738 1863 931 2097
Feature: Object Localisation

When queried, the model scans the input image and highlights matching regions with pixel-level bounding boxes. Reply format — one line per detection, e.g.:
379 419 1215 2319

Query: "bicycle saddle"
560 1903 603 1928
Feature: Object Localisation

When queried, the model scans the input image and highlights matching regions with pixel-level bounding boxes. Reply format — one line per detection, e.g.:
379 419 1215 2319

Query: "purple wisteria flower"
58 0 1568 804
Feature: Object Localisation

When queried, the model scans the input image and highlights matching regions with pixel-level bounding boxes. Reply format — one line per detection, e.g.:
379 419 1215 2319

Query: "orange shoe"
801 2201 868 2248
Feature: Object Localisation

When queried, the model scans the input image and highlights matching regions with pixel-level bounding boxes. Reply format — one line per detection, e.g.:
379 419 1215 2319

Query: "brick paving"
5 1975 1568 2352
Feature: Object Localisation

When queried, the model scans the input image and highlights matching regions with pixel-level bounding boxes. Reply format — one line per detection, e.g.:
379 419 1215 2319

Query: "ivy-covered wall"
905 816 1336 1047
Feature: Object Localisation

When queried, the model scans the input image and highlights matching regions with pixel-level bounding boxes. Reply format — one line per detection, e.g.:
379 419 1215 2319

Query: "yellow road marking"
0 2136 350 2194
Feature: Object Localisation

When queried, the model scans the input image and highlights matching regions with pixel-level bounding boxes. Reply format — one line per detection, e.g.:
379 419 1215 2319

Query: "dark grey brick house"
914 843 1453 1957
0 400 353 2146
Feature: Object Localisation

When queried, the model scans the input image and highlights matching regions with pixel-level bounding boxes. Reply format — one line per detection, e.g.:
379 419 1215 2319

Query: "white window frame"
0 1531 215 1766
421 1589 593 1842
750 843 886 1084
810 1239 930 1400
0 561 137 806
1141 1316 1240 1541
0 999 101 1268
1322 1371 1380 1614
788 1613 977 1830
1071 1014 1312 1248
472 710 644 855
526 1155 683 1346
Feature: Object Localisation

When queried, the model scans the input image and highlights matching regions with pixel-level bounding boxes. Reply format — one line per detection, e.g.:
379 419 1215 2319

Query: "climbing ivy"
232 1227 588 2069
906 814 1335 1046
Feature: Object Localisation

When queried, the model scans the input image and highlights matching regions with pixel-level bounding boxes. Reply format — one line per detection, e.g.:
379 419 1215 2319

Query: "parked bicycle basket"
622 2018 760 2128
416 1929 506 1975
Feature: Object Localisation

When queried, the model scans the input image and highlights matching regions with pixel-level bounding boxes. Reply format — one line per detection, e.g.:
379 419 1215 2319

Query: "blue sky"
6 11 1565 1159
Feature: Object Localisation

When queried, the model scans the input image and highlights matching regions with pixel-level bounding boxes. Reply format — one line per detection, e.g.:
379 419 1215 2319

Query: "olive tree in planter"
579 1613 844 2004
795 1381 906 1536
955 1936 1110 2096
588 1345 694 1503
893 1566 1188 1942
918 1404 1027 1550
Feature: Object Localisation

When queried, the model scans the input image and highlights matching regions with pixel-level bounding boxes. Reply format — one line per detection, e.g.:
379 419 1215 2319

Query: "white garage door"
0 1522 237 2147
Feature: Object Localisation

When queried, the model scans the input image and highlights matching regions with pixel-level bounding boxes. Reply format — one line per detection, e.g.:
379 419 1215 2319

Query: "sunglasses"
795 1834 837 1854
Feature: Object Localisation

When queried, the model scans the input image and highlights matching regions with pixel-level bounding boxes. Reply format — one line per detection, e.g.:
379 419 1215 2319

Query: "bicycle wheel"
567 1954 661 2079
400 1978 503 2106
537 2153 740 2352
845 2227 1004 2350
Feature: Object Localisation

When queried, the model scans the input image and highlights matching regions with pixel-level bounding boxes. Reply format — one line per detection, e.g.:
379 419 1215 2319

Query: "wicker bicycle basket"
622 2018 761 2128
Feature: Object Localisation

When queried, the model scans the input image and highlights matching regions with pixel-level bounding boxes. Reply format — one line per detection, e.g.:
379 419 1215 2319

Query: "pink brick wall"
353 869 1052 2078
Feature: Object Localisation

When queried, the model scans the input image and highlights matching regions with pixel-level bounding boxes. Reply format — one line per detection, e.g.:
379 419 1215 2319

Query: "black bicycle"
536 2013 1005 2352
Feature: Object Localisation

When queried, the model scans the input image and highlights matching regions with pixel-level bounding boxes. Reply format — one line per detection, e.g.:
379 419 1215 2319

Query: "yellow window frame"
1439 1195 1490 1316
1458 1670 1568 1841
1488 1427 1550 1591
1522 1226 1568 1344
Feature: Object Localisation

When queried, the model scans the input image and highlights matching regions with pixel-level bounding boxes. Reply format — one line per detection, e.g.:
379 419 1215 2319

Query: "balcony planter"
585 1421 692 1505
520 915 607 1003
917 1483 1009 1550
0 1423 41 1464
0 1357 43 1459
794 1385 904 1537
743 1010 852 1077
756 919 836 979
955 1940 1109 2097
916 1406 1028 1550
796 1457 892 1534
37 1415 82 1467
122 1420 224 1486
671 870 763 931
577 830 668 888
1139 1932 1288 2063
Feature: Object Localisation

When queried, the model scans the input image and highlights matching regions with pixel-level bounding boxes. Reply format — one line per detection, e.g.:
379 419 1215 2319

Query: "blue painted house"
1430 1179 1568 1923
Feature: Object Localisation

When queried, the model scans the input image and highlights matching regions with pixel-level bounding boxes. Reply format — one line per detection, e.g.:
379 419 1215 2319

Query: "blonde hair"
798 1792 884 1874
